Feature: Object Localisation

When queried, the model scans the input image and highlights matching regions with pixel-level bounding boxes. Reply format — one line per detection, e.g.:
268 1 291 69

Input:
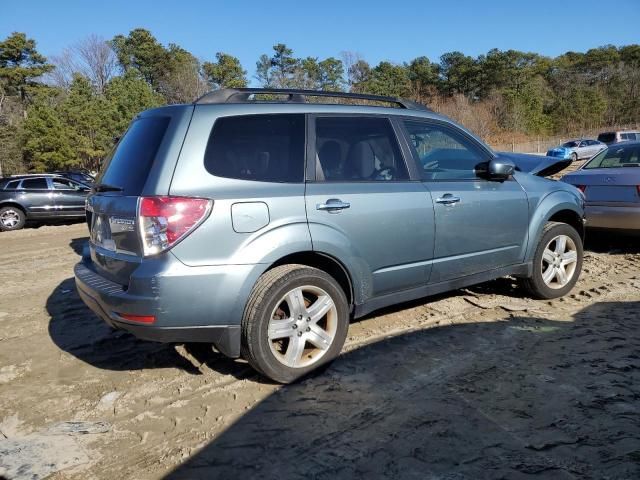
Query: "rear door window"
21 178 49 190
204 114 305 182
314 116 408 181
97 116 170 195
52 178 82 190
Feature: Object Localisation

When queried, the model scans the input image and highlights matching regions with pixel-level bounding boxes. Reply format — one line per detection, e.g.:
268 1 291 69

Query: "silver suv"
75 88 585 383
597 130 640 145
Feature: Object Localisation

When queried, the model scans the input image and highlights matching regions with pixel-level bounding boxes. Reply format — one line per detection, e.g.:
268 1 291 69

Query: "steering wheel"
370 166 396 181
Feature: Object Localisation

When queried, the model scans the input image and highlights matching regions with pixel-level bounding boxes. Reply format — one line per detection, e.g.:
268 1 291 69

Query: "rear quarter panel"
168 104 312 267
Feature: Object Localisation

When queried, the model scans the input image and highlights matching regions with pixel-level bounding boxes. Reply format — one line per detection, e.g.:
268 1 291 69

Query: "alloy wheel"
541 234 578 289
268 285 338 368
0 209 20 228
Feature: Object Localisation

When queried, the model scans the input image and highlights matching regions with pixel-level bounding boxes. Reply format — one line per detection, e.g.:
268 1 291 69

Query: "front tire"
0 206 26 232
571 152 578 162
521 222 583 299
241 264 349 383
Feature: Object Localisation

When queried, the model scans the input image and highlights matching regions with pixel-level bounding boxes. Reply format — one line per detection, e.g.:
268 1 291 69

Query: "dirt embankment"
0 222 639 479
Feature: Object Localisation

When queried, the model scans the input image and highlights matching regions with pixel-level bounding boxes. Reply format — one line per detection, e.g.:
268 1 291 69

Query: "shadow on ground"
585 230 640 254
166 300 640 480
46 237 248 376
24 218 85 229
69 236 89 255
46 277 251 376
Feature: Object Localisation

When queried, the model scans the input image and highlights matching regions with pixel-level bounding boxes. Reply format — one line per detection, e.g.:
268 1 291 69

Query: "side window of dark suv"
204 114 305 182
404 120 488 181
21 178 49 190
315 116 409 181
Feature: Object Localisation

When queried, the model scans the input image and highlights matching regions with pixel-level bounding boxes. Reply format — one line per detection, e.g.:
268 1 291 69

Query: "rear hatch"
87 106 193 286
597 132 616 144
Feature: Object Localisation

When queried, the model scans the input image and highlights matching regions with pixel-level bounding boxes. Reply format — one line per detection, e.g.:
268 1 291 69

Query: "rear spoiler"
495 152 572 177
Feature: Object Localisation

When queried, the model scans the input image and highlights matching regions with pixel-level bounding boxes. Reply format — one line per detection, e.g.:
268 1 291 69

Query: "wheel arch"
0 201 27 215
548 209 585 241
267 251 354 309
525 191 585 262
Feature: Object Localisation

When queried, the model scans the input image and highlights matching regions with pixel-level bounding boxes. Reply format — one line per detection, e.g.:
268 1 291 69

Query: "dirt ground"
0 217 639 479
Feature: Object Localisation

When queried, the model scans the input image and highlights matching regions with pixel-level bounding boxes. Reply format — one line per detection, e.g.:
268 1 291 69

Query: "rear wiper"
94 183 123 192
622 163 640 167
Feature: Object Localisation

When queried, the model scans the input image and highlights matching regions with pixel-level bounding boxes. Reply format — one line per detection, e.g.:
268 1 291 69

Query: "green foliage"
104 71 163 134
439 51 479 96
22 100 76 171
356 61 411 98
0 32 53 102
203 53 247 89
255 44 345 91
110 29 168 88
0 121 23 175
406 57 440 101
21 71 161 172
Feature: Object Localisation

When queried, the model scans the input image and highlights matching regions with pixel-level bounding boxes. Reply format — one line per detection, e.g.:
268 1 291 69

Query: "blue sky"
2 0 639 81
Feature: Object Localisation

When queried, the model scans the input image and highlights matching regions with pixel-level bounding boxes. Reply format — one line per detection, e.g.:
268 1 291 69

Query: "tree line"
0 29 638 174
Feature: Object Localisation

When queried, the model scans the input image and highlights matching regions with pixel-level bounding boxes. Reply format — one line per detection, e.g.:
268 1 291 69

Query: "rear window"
204 114 305 182
97 116 170 195
21 178 48 189
597 133 616 143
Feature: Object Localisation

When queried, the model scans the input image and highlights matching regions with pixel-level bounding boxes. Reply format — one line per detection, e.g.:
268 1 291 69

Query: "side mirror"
488 158 515 181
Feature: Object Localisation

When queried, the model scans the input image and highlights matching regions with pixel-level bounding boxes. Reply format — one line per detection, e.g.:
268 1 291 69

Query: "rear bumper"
585 204 640 230
73 257 262 358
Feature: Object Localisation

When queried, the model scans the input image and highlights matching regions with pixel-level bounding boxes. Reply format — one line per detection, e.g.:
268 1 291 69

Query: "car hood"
495 151 572 177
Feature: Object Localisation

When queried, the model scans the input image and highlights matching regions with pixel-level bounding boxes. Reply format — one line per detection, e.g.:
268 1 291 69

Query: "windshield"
562 141 579 148
584 144 640 169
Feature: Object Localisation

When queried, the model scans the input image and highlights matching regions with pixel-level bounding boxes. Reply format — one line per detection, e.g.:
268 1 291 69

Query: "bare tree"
46 49 77 90
340 51 369 90
74 34 118 93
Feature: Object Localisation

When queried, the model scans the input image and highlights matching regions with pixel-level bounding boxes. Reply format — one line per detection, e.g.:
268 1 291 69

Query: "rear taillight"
637 185 640 197
138 196 212 257
576 185 586 193
118 313 156 324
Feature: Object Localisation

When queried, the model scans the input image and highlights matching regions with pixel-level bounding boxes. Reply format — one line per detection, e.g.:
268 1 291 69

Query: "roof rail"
194 88 431 111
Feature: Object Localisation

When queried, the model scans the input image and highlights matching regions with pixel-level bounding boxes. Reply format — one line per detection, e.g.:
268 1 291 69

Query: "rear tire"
241 264 349 384
521 222 583 299
0 206 26 232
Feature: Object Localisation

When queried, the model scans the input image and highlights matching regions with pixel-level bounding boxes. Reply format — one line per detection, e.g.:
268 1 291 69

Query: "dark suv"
75 88 585 383
0 175 90 231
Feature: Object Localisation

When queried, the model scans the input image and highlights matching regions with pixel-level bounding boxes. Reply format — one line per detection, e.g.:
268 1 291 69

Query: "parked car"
597 130 640 145
0 175 91 231
74 88 585 383
547 139 606 162
561 141 640 232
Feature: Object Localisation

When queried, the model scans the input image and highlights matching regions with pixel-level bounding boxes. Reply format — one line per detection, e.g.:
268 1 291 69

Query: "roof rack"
194 88 431 111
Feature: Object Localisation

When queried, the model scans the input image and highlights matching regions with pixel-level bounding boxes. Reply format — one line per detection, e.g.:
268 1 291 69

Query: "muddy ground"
0 219 639 479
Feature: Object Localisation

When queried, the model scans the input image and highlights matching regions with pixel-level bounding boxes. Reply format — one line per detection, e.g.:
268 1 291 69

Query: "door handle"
435 194 461 205
317 198 351 212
